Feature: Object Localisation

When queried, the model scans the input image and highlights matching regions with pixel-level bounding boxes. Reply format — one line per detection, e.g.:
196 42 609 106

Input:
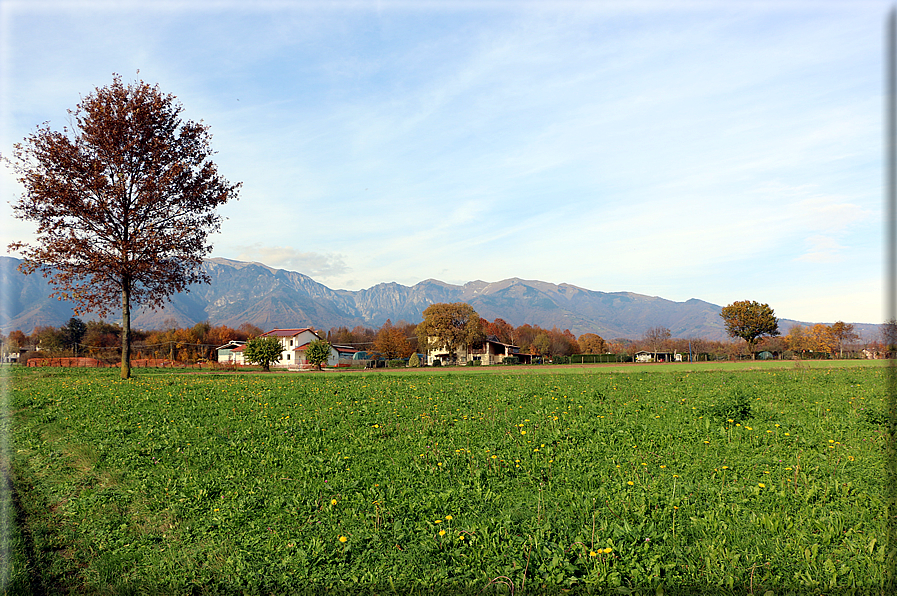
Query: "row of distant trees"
0 310 881 366
1 319 264 364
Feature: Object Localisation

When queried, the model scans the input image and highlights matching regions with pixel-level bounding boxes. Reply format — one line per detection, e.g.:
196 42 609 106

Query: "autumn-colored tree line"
327 318 590 360
0 318 264 364
0 312 879 365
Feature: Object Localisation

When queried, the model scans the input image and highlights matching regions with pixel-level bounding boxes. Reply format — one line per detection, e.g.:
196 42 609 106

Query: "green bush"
466 359 481 366
243 337 283 372
503 356 519 365
702 389 753 424
387 359 405 368
408 353 421 367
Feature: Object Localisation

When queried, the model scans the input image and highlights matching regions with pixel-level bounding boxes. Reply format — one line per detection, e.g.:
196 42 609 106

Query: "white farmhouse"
258 328 340 369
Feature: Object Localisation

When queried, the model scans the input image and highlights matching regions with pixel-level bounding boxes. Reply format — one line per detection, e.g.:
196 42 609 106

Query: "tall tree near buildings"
810 324 836 356
4 75 240 379
533 333 551 358
643 326 671 361
7 330 26 351
830 321 858 358
61 317 87 355
415 302 484 363
34 326 65 354
513 324 538 354
243 337 282 372
482 318 515 345
305 339 332 370
785 324 812 357
879 320 897 354
578 333 607 355
374 319 410 360
719 301 779 359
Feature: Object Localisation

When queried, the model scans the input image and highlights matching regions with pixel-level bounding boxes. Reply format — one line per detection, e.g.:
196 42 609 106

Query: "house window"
290 339 294 347
286 354 290 361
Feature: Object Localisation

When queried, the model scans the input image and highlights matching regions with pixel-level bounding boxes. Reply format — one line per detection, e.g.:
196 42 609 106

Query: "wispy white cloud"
232 245 350 279
796 235 847 263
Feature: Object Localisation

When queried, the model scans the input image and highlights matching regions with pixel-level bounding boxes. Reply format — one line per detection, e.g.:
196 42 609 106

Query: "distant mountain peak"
2 256 869 340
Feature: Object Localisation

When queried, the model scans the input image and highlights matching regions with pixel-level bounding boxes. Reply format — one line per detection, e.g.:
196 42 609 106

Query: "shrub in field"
702 388 753 423
408 353 421 367
387 359 405 368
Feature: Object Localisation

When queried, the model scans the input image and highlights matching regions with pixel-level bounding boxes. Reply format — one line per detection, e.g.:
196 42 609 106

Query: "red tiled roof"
260 328 314 338
293 343 311 351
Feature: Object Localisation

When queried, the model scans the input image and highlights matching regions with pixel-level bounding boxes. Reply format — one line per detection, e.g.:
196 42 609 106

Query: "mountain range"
0 256 879 341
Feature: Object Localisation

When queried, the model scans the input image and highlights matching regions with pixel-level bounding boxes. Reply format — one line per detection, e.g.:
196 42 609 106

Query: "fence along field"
1 364 888 594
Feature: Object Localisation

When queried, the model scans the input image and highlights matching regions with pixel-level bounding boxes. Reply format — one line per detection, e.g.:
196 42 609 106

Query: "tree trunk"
121 277 131 379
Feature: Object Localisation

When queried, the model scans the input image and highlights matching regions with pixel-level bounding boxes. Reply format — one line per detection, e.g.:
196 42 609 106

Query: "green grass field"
0 362 890 595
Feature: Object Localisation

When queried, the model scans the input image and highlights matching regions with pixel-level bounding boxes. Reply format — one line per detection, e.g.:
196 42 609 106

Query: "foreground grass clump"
1 365 888 594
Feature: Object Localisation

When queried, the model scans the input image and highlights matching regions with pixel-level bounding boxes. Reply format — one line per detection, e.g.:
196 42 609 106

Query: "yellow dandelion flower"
445 515 453 520
758 483 766 488
338 535 347 543
439 530 446 536
603 547 612 553
589 551 597 557
627 481 634 486
331 499 337 506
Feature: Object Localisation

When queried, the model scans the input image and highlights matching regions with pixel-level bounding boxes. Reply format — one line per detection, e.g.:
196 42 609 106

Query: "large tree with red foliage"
4 75 240 379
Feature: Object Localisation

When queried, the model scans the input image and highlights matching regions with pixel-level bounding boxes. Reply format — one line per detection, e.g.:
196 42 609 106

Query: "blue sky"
0 0 889 326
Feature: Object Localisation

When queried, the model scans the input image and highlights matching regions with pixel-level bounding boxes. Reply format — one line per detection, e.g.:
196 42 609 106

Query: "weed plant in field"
1 365 888 594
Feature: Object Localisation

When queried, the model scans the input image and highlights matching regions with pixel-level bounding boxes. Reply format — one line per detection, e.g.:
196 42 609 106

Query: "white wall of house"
256 328 340 369
293 344 340 368
425 337 470 365
273 330 321 366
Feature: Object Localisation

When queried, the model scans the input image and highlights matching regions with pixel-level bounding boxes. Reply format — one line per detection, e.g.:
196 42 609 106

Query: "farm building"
332 345 360 366
258 328 340 369
634 350 682 363
425 335 531 366
216 340 246 364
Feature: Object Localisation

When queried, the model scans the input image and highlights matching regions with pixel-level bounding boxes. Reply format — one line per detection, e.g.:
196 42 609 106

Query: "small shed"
216 340 246 364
